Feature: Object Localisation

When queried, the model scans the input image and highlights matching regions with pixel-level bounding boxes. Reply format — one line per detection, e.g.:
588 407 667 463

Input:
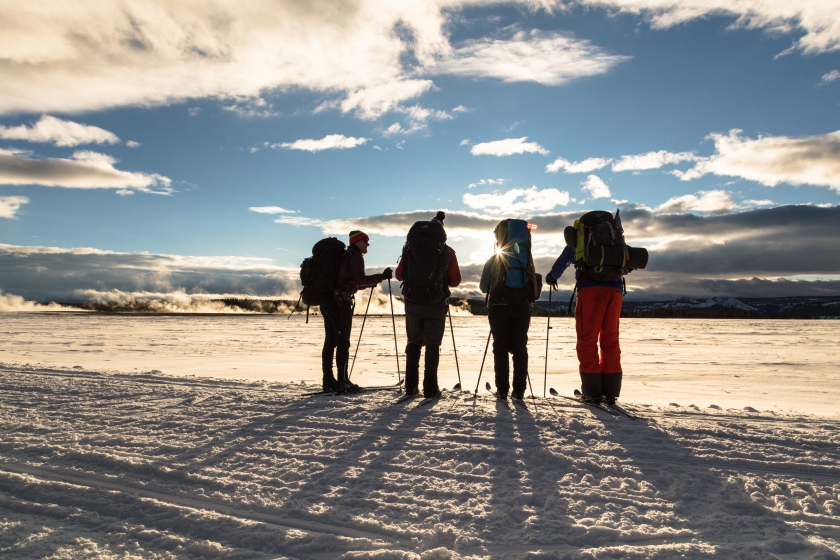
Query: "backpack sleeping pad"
400 221 451 304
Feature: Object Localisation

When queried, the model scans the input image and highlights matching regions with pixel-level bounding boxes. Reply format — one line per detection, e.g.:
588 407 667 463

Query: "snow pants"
404 300 447 396
321 295 354 382
488 303 530 397
575 286 623 399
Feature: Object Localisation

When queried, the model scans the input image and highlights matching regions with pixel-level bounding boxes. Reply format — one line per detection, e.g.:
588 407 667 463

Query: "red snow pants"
575 286 623 374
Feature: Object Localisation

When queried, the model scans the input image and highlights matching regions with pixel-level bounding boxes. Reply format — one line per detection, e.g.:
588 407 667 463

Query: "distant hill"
530 295 840 319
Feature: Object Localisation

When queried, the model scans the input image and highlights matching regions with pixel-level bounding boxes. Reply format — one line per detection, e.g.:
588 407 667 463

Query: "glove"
383 267 393 280
545 274 558 289
435 211 446 223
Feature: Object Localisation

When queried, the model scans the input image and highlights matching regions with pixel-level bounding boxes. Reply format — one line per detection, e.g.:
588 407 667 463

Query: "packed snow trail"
0 364 838 559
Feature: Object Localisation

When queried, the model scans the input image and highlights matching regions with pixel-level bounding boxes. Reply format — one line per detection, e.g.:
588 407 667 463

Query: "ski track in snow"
1 364 838 559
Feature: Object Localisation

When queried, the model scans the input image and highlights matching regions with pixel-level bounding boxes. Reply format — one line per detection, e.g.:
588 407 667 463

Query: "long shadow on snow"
594 413 835 558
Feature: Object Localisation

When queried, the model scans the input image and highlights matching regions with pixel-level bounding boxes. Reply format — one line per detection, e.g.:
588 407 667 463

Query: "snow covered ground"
1 313 839 558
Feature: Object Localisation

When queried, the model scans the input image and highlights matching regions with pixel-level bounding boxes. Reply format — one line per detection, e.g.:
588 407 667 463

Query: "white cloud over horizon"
463 186 571 215
673 129 840 191
581 175 611 198
612 150 698 172
0 195 29 219
248 206 298 215
272 135 369 152
655 189 737 213
0 148 172 193
470 137 549 156
0 115 120 147
431 29 630 85
546 156 612 173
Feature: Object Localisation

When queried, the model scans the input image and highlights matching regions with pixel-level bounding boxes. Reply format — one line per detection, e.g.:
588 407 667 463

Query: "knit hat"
349 230 369 245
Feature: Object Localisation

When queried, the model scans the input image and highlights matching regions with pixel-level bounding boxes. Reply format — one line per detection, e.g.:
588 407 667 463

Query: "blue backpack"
488 219 542 304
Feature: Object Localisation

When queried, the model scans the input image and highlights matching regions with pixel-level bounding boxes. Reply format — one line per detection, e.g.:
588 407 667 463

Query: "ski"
394 392 419 405
604 402 643 420
417 391 442 407
548 388 619 416
301 381 403 399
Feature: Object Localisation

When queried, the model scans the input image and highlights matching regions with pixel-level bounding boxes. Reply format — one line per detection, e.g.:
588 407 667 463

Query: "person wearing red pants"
545 245 624 404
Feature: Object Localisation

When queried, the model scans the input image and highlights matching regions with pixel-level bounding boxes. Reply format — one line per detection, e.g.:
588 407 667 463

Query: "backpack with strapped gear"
488 218 543 304
400 221 451 304
299 237 347 306
566 209 648 283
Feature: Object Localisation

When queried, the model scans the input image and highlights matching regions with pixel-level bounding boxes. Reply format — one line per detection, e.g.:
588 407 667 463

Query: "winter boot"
322 373 340 392
423 344 440 398
580 372 602 403
404 343 421 396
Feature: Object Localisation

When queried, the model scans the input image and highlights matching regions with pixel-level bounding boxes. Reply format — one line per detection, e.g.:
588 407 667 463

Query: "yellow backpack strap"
574 219 585 262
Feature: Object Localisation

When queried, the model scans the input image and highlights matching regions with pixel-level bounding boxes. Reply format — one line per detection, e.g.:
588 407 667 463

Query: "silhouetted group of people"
318 210 631 405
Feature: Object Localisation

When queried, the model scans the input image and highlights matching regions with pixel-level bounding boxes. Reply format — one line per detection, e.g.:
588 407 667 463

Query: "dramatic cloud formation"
546 157 611 173
612 150 697 172
581 175 611 198
0 115 120 147
673 129 840 191
0 243 299 303
0 148 172 193
273 135 369 152
470 137 549 156
463 186 571 215
0 195 28 219
576 0 840 55
248 206 297 214
655 189 736 213
432 29 630 85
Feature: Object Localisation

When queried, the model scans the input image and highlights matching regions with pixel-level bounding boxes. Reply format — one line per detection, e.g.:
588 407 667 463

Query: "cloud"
125 140 141 148
470 137 549 156
574 0 840 55
249 206 297 214
655 189 736 213
672 129 840 191
0 290 77 312
273 134 369 152
467 178 507 189
581 175 611 198
821 70 840 84
0 115 120 147
612 150 698 171
0 1 453 118
0 195 29 219
431 29 630 85
0 243 300 303
463 186 571 214
384 104 463 135
546 157 612 173
0 148 172 193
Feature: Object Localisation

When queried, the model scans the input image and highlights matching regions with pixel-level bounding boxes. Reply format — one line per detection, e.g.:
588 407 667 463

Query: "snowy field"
1 313 839 558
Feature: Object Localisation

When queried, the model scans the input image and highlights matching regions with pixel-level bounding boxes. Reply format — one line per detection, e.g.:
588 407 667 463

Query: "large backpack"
488 219 542 304
299 237 347 306
400 221 451 304
567 210 648 283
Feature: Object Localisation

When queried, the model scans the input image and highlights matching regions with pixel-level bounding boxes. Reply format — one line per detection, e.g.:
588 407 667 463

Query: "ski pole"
387 278 401 385
447 306 462 390
473 330 492 396
544 285 552 397
287 295 301 320
349 285 374 379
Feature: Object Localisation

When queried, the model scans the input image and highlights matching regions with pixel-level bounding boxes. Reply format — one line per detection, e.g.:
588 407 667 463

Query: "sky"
1 0 840 304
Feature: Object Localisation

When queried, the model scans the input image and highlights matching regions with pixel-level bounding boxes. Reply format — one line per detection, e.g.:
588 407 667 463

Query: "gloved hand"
383 267 393 280
545 274 557 289
435 211 446 223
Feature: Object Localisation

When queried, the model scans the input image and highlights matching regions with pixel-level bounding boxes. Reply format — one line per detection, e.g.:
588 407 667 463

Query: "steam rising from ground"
0 291 77 312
